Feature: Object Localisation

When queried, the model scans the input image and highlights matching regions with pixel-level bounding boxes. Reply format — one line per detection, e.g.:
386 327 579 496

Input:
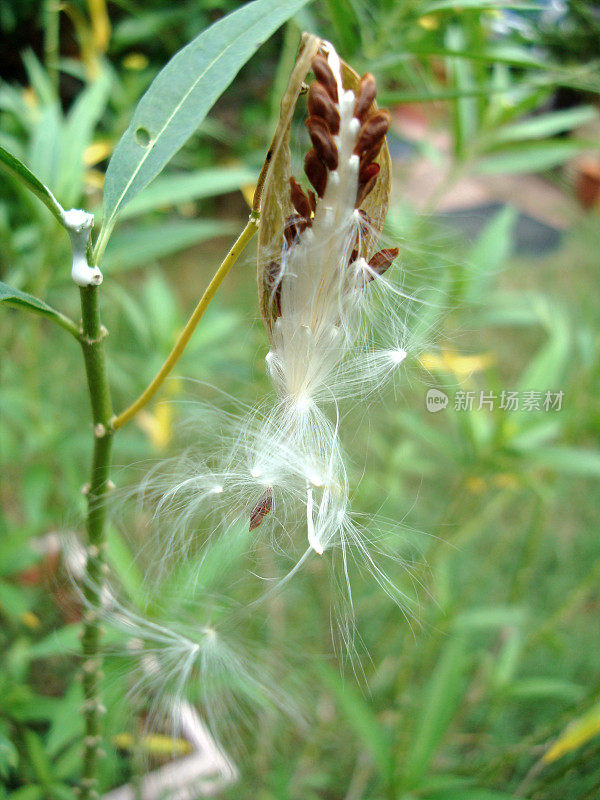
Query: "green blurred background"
1 1 600 798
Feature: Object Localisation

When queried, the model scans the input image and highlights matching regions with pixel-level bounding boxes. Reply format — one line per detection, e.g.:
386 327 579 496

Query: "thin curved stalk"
112 216 258 430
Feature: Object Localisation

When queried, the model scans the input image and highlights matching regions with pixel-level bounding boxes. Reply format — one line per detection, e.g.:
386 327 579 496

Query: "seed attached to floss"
367 247 399 280
249 488 273 532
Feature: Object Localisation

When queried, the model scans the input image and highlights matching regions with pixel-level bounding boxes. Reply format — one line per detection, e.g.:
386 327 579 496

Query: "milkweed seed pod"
258 34 394 351
254 35 400 554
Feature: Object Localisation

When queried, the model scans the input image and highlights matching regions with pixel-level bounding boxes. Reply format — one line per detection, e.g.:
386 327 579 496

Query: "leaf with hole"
99 0 311 257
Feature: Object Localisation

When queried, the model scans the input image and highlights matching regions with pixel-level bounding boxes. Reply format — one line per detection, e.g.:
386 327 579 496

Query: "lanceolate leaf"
0 145 65 225
0 282 79 337
99 0 311 258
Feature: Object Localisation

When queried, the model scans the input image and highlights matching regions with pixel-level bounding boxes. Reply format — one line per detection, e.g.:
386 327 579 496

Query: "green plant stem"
78 284 114 800
112 216 258 430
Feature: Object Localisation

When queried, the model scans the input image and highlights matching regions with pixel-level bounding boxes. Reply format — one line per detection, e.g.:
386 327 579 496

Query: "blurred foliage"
1 1 600 799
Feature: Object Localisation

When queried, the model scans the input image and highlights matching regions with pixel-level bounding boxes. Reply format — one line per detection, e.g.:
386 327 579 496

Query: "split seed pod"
257 34 392 337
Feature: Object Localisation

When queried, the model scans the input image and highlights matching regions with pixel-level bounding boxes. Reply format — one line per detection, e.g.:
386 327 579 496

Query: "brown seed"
354 110 391 156
304 148 328 197
359 138 385 171
289 176 311 219
368 247 398 277
356 162 380 207
308 82 340 135
358 162 380 186
356 172 378 207
311 55 338 103
249 488 273 531
354 73 377 122
306 116 338 171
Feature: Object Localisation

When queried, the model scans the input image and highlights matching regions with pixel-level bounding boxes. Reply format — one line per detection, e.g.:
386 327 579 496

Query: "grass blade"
404 635 469 788
316 662 394 782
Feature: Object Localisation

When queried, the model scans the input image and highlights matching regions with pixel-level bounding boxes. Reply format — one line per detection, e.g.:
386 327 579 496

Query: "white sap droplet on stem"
64 208 102 286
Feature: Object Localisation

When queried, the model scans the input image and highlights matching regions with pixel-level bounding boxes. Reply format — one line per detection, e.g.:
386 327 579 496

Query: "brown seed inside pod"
354 73 377 122
305 116 339 171
304 148 328 197
311 54 339 103
308 82 341 134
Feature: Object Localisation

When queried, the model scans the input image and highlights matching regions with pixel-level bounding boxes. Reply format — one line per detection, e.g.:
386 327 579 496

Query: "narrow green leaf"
316 662 394 781
453 606 526 633
530 447 600 477
379 84 520 104
324 0 361 54
380 44 552 71
508 678 584 701
102 219 237 272
423 790 518 800
99 0 310 254
446 25 478 159
23 730 54 788
516 301 570 393
422 0 543 11
0 145 65 225
404 636 469 788
58 68 113 207
466 205 517 302
120 166 256 220
27 624 82 660
509 420 562 452
493 106 598 145
0 282 79 338
477 140 594 174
